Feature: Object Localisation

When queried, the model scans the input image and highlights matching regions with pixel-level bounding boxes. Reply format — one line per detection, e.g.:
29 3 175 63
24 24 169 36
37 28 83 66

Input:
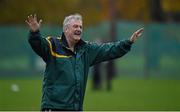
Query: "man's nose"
77 29 82 34
77 26 82 31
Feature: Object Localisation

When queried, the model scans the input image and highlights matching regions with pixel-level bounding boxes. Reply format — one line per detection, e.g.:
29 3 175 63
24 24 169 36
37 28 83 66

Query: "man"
26 14 143 111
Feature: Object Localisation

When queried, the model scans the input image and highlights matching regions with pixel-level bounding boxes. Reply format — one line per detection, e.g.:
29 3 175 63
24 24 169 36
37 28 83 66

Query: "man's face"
65 19 82 43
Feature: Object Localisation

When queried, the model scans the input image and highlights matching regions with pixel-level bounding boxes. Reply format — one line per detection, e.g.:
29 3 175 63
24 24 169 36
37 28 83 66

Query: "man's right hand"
25 14 42 32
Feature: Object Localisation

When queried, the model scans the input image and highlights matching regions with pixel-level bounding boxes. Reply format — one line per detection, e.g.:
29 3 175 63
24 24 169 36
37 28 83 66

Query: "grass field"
0 77 180 111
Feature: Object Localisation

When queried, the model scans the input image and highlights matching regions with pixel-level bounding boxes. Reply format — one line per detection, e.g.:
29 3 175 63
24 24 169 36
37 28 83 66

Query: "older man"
26 14 143 111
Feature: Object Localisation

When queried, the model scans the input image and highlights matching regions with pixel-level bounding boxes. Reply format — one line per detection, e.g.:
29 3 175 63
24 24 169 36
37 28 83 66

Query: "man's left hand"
130 28 144 43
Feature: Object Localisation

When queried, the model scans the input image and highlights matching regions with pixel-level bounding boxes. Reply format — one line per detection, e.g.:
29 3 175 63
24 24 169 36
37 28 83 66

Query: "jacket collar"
61 32 86 49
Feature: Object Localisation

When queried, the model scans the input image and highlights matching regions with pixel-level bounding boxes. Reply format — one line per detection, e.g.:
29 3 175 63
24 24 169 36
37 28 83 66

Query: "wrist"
129 39 134 44
30 29 40 33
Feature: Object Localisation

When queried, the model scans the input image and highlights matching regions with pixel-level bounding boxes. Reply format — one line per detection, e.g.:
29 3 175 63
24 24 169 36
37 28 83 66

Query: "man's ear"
64 26 68 33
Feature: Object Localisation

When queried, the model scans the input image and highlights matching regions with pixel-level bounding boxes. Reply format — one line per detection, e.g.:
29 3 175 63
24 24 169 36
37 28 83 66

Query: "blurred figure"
92 63 102 90
106 60 116 91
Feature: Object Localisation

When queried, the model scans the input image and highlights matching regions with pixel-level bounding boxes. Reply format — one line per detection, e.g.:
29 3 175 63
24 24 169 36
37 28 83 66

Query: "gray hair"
63 13 82 31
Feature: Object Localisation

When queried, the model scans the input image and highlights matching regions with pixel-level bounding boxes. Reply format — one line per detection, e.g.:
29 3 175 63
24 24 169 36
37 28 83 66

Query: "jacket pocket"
50 85 74 105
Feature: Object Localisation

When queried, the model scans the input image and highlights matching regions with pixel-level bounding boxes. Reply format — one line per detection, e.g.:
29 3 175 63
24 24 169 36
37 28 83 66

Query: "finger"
27 16 30 21
137 33 142 37
29 14 33 18
139 28 144 31
25 20 29 24
34 14 37 22
27 16 32 23
134 32 138 37
39 19 42 26
25 20 30 25
29 14 34 22
136 28 144 34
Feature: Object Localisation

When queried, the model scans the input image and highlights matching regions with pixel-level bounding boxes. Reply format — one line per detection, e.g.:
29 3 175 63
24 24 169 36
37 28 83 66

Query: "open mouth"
74 31 81 36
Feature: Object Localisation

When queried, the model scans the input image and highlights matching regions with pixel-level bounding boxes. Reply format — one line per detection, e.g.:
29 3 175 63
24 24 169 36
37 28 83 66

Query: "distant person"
92 62 102 90
106 60 115 91
25 13 144 111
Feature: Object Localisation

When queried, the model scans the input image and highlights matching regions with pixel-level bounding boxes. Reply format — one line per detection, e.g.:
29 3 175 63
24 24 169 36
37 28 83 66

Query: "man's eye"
73 25 78 28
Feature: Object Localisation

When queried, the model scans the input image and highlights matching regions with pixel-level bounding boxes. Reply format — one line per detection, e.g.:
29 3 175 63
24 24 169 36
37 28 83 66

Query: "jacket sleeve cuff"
29 30 41 39
119 39 133 52
124 39 133 46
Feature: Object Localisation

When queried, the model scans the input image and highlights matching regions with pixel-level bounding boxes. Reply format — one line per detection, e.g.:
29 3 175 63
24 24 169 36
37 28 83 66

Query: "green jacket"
28 31 133 110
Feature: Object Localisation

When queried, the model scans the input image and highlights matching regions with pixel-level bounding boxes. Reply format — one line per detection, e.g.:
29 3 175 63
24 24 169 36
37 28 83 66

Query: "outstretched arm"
26 14 49 62
88 28 144 66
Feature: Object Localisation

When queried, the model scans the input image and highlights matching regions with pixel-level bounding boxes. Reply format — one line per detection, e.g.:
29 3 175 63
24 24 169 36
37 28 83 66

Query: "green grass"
0 77 180 110
84 79 180 110
0 77 41 110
